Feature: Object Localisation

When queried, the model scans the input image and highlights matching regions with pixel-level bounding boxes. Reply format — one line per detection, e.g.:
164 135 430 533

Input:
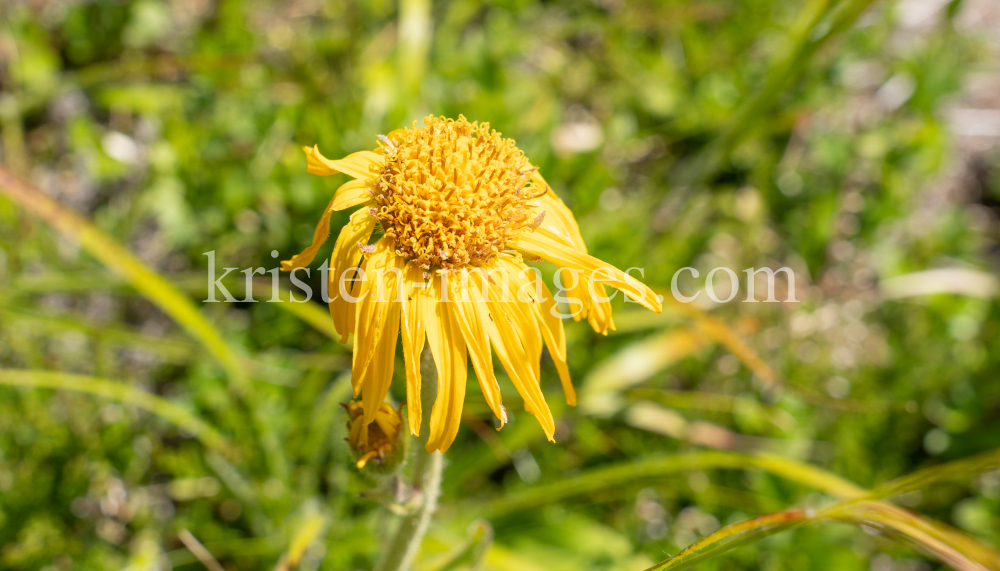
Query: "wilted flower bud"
344 401 405 472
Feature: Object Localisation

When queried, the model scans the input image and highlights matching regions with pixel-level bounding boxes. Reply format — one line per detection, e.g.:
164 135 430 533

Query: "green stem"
375 348 444 571
377 446 443 571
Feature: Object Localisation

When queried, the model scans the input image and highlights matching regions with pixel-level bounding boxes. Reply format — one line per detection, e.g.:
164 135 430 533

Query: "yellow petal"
530 172 587 251
424 274 468 453
332 272 363 348
352 237 403 412
515 231 662 313
374 409 396 436
328 209 377 344
359 292 402 425
586 285 616 335
303 145 385 180
470 271 556 441
487 266 543 380
348 415 364 443
280 180 373 272
449 270 505 429
400 262 429 436
525 181 631 330
331 179 374 211
496 257 576 406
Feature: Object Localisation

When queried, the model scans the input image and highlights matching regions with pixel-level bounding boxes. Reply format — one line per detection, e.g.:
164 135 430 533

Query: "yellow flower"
345 400 405 470
284 115 661 452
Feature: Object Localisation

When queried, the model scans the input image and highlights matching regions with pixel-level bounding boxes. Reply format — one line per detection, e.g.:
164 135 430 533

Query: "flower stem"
375 348 443 571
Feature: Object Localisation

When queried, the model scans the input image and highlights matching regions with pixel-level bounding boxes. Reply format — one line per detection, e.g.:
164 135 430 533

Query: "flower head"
284 115 662 452
344 400 405 471
374 117 540 269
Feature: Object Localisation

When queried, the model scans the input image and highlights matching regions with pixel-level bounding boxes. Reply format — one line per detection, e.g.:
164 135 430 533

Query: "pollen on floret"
371 115 542 271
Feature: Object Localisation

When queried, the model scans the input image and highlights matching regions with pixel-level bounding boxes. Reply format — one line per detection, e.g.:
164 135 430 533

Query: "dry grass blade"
628 387 797 433
870 447 1000 501
826 501 998 571
0 167 248 392
580 328 708 415
0 369 230 452
643 510 809 571
478 450 864 516
274 512 328 571
177 529 226 571
663 297 896 412
647 498 1000 571
247 277 338 339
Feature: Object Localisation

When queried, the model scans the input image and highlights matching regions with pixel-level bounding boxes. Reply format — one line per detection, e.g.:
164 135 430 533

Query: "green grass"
1 0 1000 569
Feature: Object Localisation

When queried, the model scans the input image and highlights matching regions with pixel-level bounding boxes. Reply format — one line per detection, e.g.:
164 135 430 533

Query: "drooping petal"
496 257 576 406
530 171 587 251
352 237 404 416
470 271 556 441
525 219 595 323
486 265 543 380
328 209 377 343
358 295 401 424
527 178 623 327
303 145 385 179
586 284 617 335
515 231 662 314
449 270 505 429
424 273 468 453
332 270 363 345
280 180 374 271
331 179 375 211
400 262 430 436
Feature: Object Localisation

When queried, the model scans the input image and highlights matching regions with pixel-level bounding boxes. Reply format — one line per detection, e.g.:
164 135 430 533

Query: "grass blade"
825 501 998 571
478 450 864 516
0 167 248 391
0 368 229 451
870 447 1000 501
9 271 339 340
628 388 797 433
647 500 999 571
643 510 808 571
661 296 896 412
274 511 328 571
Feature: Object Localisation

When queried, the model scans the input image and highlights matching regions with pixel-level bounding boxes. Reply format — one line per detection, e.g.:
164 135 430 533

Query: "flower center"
372 115 542 270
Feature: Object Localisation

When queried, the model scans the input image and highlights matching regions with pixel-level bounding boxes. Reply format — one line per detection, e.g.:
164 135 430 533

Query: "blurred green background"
1 0 1000 569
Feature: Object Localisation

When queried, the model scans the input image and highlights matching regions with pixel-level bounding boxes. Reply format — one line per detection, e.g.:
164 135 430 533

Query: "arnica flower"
283 115 661 452
344 400 405 470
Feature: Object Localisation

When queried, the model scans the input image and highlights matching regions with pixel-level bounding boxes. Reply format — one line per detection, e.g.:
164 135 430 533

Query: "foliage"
1 0 999 569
